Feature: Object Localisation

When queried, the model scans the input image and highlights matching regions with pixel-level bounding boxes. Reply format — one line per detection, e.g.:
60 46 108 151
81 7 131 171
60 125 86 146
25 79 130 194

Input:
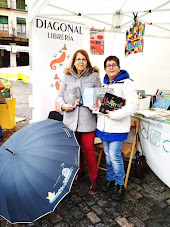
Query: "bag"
135 132 147 178
48 111 63 121
0 80 5 90
135 151 147 178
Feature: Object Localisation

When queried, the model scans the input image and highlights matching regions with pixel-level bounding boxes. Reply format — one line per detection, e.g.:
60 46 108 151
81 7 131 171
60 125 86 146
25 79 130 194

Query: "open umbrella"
0 119 79 224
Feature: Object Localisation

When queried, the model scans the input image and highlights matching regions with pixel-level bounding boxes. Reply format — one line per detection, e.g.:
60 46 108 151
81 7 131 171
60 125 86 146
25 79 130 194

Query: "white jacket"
97 79 138 133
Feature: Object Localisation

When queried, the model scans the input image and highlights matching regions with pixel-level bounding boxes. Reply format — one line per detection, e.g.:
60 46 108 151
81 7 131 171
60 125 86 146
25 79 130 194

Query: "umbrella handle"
6 148 15 155
62 127 71 138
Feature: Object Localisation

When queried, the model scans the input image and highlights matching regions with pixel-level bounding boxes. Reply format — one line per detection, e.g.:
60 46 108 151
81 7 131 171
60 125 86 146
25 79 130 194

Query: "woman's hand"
105 110 111 118
62 104 76 112
89 106 93 111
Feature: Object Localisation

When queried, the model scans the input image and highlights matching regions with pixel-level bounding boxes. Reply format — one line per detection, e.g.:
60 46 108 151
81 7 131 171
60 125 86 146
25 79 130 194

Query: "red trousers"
75 131 98 180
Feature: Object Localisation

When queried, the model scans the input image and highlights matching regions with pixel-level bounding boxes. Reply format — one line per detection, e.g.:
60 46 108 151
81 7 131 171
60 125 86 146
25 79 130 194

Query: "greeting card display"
99 92 126 114
81 87 94 107
93 88 114 113
63 86 82 106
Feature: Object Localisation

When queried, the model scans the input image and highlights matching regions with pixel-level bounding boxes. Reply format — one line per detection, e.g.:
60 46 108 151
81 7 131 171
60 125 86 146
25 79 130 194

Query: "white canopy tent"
28 0 170 93
28 0 170 119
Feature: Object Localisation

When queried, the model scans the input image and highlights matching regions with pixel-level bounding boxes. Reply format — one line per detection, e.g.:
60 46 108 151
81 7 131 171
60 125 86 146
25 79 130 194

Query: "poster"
31 17 84 121
125 20 145 56
90 28 104 55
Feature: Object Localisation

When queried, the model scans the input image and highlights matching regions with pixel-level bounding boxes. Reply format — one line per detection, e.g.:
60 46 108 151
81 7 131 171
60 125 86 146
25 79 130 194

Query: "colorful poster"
31 17 84 121
125 20 145 56
90 28 104 55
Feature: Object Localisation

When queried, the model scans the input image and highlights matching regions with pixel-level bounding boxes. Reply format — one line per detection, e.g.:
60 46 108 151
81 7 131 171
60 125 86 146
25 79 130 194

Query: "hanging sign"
90 28 104 55
125 20 145 56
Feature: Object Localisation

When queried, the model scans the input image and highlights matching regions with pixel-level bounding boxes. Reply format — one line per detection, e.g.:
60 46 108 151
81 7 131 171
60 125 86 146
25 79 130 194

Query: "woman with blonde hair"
57 49 101 194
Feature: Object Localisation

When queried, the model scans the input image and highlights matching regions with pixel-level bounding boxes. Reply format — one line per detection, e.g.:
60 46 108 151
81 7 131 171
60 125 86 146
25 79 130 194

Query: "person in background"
96 56 138 200
57 49 101 194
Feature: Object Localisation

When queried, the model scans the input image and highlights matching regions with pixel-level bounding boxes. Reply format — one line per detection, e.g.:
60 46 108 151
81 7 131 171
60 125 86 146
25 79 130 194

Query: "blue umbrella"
0 119 79 224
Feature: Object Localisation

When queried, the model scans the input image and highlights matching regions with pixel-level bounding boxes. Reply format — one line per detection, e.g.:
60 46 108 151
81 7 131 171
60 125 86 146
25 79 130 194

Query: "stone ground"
0 80 170 227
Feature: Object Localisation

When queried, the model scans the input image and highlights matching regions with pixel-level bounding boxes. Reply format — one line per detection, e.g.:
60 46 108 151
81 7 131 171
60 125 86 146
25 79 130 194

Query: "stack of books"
65 87 126 114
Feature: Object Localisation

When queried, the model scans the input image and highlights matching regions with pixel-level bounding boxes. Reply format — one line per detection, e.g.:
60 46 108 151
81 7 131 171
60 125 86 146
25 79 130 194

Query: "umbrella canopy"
0 119 79 224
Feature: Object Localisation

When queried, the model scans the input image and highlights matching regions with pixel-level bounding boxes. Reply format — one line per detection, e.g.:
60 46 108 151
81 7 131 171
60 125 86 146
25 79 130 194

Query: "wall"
83 29 170 95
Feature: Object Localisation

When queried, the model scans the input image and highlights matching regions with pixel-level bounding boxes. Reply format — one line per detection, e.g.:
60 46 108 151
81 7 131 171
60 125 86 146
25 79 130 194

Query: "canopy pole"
48 4 115 28
121 8 170 13
120 0 170 27
122 13 170 32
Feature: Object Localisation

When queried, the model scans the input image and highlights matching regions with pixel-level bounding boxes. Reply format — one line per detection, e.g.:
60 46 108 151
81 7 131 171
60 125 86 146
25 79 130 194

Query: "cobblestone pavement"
1 80 170 227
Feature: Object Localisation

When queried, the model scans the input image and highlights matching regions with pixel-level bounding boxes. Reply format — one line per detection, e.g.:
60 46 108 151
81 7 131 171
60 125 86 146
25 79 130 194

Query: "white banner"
31 17 84 121
139 118 170 188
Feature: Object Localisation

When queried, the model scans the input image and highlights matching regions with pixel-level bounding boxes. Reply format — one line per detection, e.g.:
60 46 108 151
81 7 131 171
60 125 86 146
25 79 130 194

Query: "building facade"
0 0 29 68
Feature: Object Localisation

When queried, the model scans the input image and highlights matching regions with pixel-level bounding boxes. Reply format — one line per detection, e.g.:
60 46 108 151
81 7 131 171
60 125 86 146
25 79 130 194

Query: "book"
0 92 6 104
81 87 94 107
135 109 168 118
99 92 126 114
156 89 170 96
92 87 114 113
137 90 146 99
151 98 170 110
63 86 82 106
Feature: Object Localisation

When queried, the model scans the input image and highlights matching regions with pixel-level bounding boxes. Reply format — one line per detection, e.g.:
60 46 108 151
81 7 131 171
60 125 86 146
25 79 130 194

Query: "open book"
135 109 167 118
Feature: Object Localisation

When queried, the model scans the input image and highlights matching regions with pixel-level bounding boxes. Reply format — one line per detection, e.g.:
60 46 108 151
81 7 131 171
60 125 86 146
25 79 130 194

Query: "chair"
95 119 140 188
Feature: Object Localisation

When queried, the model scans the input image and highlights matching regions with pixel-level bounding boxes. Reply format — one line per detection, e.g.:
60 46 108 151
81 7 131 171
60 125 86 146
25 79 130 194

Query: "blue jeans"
103 140 125 185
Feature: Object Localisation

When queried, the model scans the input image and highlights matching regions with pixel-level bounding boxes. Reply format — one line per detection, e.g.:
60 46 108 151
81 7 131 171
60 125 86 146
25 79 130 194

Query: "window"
16 0 25 10
0 0 8 8
17 17 26 37
0 16 8 31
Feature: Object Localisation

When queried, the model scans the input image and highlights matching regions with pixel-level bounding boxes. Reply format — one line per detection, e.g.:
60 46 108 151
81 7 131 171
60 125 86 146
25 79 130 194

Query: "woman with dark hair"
57 49 101 194
96 56 138 200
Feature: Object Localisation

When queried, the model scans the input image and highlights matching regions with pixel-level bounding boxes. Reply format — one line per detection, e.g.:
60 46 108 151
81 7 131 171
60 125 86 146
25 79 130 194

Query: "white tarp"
139 118 170 188
0 66 30 83
31 17 84 121
28 0 170 38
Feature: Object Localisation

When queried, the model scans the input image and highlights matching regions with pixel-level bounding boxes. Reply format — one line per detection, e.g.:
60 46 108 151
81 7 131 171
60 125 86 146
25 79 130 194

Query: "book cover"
151 98 170 110
63 86 82 106
92 87 114 113
137 90 146 98
81 87 94 107
99 92 126 114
